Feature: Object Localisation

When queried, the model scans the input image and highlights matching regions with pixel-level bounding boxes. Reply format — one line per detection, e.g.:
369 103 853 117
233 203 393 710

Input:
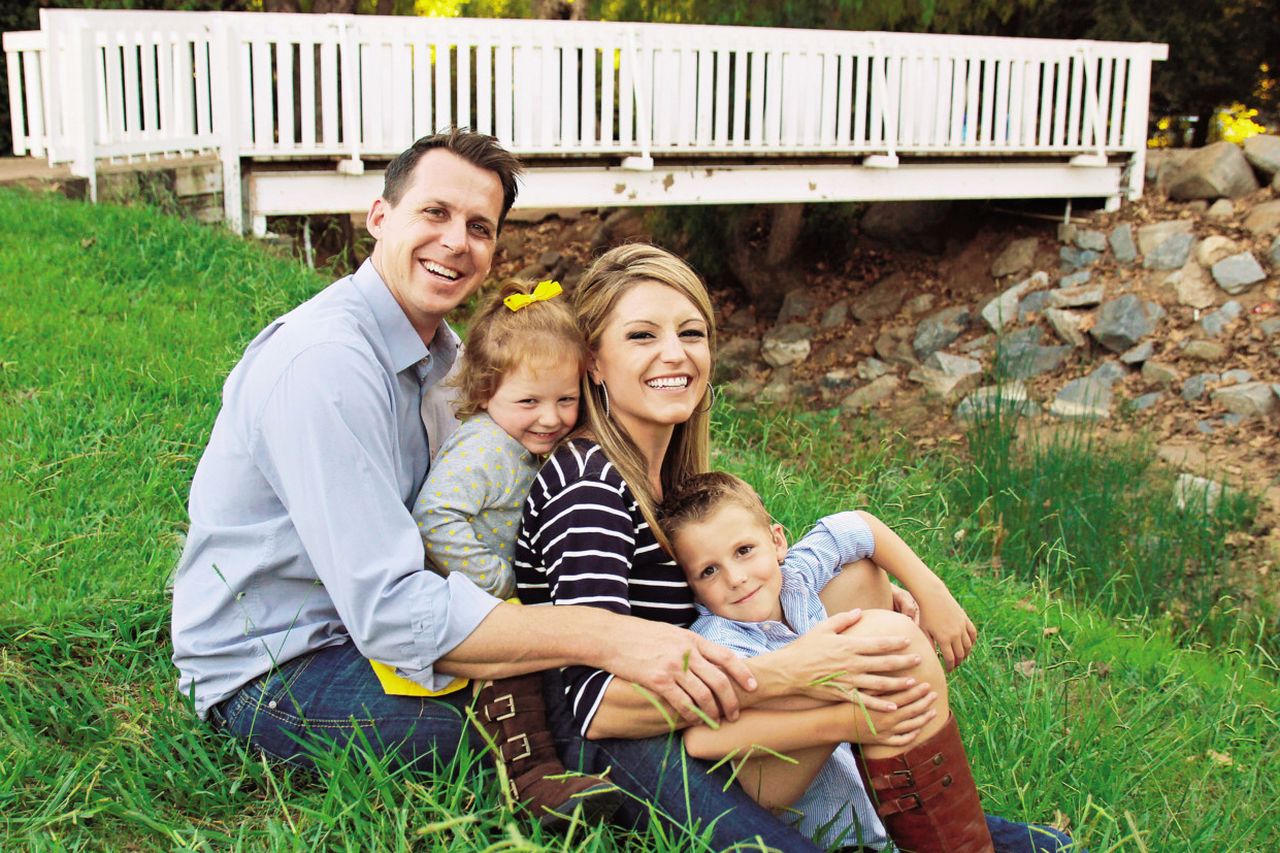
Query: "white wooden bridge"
6 9 1168 235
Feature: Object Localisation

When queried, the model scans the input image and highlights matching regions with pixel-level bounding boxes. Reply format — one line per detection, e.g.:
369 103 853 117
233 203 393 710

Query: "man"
171 129 827 848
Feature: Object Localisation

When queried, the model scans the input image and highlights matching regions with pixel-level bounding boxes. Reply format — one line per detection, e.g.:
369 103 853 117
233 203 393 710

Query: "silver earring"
696 383 716 414
599 382 610 418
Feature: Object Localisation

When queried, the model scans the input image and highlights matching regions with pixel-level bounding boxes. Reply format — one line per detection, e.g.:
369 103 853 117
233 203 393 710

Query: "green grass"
2 187 1278 850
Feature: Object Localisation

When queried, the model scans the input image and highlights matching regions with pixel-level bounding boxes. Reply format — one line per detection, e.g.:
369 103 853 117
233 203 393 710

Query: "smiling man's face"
367 148 504 344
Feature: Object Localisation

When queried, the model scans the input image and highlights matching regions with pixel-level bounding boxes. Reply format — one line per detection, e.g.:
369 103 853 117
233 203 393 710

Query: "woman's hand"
914 581 977 671
761 610 923 713
848 680 939 748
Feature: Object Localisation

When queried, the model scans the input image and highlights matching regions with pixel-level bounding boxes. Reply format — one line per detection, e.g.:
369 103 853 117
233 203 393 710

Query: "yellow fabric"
502 279 562 312
370 598 520 696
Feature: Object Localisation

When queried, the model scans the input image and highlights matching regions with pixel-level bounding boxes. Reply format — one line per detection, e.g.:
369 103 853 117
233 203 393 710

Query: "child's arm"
413 431 523 599
855 511 977 671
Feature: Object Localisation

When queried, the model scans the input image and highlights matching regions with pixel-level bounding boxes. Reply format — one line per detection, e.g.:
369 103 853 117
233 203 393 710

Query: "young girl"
371 278 620 829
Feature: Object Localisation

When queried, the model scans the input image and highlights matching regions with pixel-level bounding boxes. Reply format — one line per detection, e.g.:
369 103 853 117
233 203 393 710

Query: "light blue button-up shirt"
172 260 499 718
689 512 889 850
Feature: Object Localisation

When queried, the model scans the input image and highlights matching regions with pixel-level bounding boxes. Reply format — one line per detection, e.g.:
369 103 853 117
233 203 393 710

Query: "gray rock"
1205 198 1236 220
1223 413 1246 428
1166 262 1217 309
777 288 822 324
1175 473 1228 512
1194 419 1217 435
1212 381 1277 417
1269 236 1280 269
1222 369 1254 385
1142 361 1181 386
853 272 908 322
761 323 814 367
954 382 1039 421
903 293 937 316
1058 270 1093 288
992 237 1040 278
820 299 850 329
1185 200 1209 214
1196 235 1240 268
1089 294 1165 353
1137 220 1194 256
1049 376 1113 419
1182 339 1228 361
1109 224 1138 263
714 337 762 383
874 326 919 367
1243 199 1280 236
1211 252 1267 295
996 327 1072 379
857 357 891 381
840 375 901 411
1091 360 1130 383
908 352 984 401
914 306 971 359
1132 392 1163 410
1181 372 1220 401
1119 341 1154 365
1143 232 1195 271
821 367 859 392
1074 229 1108 252
1045 308 1087 347
1242 134 1280 179
1200 301 1243 337
1261 316 1280 338
960 334 993 354
861 201 953 252
1018 290 1054 323
759 367 797 405
1060 246 1101 270
1049 285 1104 309
722 375 767 400
981 272 1046 332
1166 141 1261 199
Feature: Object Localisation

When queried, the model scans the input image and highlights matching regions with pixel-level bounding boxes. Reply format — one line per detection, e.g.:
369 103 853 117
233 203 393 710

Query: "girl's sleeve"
413 429 518 599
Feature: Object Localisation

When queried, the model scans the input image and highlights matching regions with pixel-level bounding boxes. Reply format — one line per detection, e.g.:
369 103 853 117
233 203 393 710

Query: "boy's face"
672 503 788 623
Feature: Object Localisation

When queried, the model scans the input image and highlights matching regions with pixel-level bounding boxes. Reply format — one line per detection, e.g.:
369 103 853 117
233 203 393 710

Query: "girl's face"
589 280 711 446
483 359 581 455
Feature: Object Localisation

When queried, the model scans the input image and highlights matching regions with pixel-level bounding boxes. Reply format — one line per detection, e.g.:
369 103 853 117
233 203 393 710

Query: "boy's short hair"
658 472 773 545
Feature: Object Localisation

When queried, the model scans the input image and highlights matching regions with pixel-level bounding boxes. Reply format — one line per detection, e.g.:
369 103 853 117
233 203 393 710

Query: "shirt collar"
353 259 461 381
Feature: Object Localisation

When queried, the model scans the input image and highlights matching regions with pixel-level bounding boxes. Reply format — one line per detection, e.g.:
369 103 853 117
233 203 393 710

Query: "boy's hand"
915 582 977 670
890 585 920 624
849 680 939 747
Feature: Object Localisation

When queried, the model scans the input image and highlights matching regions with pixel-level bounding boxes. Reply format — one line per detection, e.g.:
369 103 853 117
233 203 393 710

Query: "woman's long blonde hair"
571 244 717 549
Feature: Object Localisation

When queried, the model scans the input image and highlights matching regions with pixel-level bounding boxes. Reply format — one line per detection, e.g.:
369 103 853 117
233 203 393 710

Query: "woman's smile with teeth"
646 376 689 389
423 260 460 280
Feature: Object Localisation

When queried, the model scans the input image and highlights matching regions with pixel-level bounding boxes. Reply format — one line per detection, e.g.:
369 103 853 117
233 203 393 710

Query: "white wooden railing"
6 9 1167 229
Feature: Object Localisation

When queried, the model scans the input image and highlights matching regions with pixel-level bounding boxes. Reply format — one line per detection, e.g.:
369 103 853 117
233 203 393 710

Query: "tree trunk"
313 0 359 14
725 204 806 319
262 0 301 11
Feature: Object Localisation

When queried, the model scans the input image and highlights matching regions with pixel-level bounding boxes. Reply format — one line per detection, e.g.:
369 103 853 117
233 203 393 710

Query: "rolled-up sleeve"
252 342 499 689
784 511 876 591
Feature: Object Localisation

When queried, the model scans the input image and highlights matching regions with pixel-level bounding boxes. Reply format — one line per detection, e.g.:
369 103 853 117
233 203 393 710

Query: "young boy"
659 473 1072 853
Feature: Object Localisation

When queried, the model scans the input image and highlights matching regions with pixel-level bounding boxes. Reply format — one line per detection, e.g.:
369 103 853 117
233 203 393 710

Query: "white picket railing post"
211 14 244 233
65 17 98 201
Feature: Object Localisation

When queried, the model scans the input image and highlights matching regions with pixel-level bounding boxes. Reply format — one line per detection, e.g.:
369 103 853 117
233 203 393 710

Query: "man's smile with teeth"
422 260 460 280
646 376 689 389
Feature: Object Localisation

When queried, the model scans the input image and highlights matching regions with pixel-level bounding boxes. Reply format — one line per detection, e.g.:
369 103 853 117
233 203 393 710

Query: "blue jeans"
213 643 1073 852
212 642 819 851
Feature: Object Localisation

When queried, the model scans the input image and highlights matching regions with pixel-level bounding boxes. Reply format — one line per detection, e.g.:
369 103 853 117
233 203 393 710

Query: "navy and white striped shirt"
514 439 696 735
689 511 889 850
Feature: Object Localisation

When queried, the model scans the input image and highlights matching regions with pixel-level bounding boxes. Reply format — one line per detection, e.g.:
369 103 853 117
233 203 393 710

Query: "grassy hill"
1 188 1276 850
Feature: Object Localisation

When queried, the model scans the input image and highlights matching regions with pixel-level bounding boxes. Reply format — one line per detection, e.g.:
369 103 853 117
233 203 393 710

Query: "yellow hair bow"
504 280 563 312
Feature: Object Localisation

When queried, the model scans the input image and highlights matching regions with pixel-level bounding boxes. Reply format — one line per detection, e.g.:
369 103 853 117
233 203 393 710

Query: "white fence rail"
6 9 1167 230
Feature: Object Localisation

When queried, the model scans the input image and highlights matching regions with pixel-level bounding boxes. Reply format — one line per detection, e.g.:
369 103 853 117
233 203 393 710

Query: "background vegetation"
2 187 1278 849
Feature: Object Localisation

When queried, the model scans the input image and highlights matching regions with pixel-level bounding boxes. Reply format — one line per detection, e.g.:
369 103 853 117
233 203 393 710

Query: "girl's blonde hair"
452 279 588 419
571 244 717 549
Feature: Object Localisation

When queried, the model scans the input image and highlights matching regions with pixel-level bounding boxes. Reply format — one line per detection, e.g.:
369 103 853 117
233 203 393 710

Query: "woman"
511 244 1059 851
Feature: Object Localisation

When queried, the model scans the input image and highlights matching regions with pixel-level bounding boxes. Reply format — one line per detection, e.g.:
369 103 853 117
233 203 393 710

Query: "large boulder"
1166 142 1260 200
761 323 813 367
860 201 953 253
1242 134 1280 180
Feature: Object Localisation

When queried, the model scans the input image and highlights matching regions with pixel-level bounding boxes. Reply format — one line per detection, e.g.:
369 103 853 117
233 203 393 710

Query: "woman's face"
590 280 711 445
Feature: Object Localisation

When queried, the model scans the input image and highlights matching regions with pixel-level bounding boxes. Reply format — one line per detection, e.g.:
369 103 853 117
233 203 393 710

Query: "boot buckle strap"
872 768 915 791
485 693 517 722
878 792 923 817
503 732 532 762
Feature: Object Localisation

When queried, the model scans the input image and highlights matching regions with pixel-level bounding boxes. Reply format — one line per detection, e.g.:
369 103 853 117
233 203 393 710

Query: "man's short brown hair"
382 128 524 228
658 472 774 546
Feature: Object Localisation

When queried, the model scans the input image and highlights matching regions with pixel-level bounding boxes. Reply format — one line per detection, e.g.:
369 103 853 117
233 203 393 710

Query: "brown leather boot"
474 674 622 830
856 714 994 853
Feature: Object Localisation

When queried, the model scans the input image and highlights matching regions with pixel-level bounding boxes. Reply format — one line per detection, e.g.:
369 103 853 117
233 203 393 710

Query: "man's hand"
606 616 757 724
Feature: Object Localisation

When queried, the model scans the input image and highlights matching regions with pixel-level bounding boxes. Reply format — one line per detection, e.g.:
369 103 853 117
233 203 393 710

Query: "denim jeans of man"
212 643 1073 852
